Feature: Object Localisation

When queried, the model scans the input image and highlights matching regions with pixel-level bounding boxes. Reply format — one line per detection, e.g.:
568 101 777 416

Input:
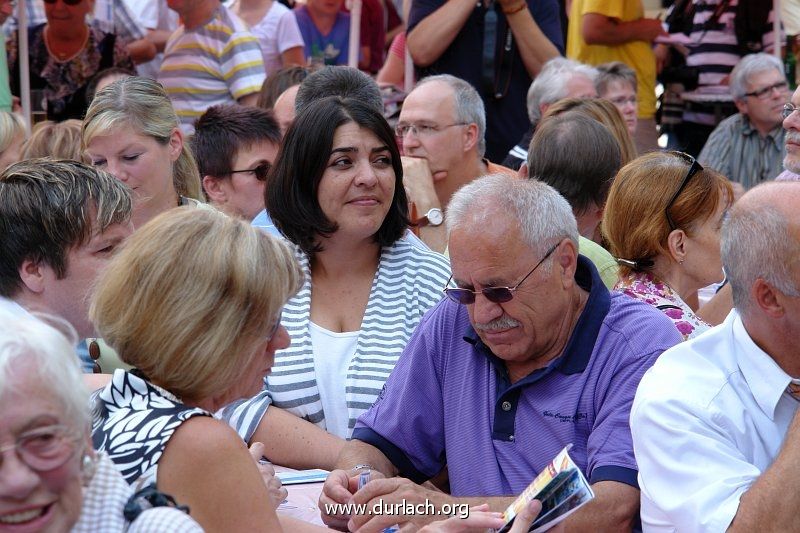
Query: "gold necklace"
44 24 90 63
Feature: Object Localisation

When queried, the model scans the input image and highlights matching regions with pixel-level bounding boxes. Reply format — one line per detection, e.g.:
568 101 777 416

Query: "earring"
81 453 97 486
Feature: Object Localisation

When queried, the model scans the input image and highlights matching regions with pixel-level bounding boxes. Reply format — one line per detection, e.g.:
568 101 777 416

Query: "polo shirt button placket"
501 401 512 411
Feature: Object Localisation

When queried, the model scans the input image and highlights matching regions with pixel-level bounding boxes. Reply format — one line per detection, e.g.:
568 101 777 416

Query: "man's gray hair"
0 310 89 431
527 58 599 125
721 193 800 314
446 173 579 266
729 53 785 101
416 74 487 157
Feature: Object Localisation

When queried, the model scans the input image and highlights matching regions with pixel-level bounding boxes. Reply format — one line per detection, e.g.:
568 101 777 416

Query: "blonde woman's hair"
542 97 637 165
90 208 303 402
0 111 25 154
81 76 203 200
23 120 85 161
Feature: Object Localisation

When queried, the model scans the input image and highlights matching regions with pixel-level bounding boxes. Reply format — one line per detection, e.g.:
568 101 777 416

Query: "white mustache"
786 132 800 145
474 316 521 331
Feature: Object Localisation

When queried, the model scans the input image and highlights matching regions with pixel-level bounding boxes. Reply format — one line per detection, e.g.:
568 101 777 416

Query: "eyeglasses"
230 162 271 182
443 243 559 305
782 103 800 119
266 310 282 341
43 0 83 5
0 425 79 472
664 151 703 231
394 122 468 139
745 80 789 99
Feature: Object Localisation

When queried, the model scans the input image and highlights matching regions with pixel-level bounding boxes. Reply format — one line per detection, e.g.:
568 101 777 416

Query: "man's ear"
462 123 480 153
734 97 748 116
518 163 529 179
202 175 227 205
18 259 45 294
752 278 785 318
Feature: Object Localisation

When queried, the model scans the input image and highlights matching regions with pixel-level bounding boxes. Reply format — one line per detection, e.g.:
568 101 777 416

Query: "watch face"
427 208 444 226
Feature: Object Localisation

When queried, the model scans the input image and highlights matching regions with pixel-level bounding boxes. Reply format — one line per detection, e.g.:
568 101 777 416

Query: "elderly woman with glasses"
0 310 201 531
602 151 734 340
89 208 312 532
220 96 451 468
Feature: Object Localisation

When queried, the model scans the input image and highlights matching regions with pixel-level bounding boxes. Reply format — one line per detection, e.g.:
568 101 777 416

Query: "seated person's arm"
157 416 283 532
126 38 158 64
252 405 346 470
238 92 260 107
562 481 639 532
581 13 665 45
728 410 800 532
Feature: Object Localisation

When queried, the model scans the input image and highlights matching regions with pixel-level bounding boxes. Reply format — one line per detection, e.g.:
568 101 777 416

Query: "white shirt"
309 321 359 439
122 0 179 79
631 310 799 533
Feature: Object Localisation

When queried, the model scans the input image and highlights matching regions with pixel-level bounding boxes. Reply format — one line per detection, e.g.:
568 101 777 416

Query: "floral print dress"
615 271 710 341
8 23 134 121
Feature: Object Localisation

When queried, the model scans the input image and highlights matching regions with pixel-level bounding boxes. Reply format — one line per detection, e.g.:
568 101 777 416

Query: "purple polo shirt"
353 256 681 497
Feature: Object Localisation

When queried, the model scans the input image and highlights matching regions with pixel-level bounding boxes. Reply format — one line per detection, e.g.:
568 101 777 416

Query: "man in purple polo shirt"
318 173 682 531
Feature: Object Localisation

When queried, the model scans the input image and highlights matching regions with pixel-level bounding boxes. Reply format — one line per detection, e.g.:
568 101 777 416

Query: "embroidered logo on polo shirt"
542 411 588 423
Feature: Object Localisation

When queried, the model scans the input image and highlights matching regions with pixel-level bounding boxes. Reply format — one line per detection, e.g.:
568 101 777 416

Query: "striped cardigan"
220 238 451 441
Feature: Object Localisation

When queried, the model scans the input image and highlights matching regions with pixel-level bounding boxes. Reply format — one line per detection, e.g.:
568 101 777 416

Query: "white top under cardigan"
219 237 452 441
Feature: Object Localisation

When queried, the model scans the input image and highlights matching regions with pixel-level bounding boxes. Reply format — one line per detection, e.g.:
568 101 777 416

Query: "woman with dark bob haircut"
222 96 451 458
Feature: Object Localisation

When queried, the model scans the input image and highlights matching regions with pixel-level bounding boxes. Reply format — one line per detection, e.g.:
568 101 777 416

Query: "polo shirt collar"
732 311 792 420
463 255 611 376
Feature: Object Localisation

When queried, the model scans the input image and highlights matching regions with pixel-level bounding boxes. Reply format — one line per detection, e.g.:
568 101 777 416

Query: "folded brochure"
275 469 329 485
497 445 594 532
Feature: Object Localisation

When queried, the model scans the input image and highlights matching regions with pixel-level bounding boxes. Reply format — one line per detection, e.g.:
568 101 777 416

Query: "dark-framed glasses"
783 103 800 119
0 425 79 472
266 310 282 341
443 243 559 305
665 151 703 231
230 162 271 182
744 80 789 100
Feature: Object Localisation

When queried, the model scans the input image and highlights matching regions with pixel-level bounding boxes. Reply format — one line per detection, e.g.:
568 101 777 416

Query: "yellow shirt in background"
566 0 656 119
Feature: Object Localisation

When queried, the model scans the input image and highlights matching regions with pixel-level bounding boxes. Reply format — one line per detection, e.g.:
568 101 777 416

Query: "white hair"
527 58 599 124
721 194 800 314
729 53 785 101
446 173 579 267
416 74 487 157
0 308 89 430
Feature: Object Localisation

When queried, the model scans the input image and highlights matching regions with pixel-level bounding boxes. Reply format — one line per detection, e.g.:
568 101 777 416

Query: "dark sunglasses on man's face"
229 162 271 182
43 0 83 5
443 243 559 305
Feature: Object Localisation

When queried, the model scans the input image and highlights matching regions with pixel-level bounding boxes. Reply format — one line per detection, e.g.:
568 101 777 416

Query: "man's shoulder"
600 292 683 359
634 320 740 413
204 4 254 37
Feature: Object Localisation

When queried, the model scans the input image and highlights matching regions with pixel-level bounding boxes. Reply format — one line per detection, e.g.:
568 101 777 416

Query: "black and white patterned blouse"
91 369 210 486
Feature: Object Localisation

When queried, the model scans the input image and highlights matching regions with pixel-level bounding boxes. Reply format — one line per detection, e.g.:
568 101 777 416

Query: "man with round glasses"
192 104 281 224
319 174 681 531
699 53 788 191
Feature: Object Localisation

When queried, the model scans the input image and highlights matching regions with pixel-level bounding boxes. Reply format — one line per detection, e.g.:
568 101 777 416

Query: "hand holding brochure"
497 445 594 532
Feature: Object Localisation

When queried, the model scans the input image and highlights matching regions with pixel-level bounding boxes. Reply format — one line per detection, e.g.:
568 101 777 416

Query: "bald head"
721 182 800 314
273 85 299 135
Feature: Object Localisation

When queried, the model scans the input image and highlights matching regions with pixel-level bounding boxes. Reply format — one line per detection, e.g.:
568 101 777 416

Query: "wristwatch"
416 207 444 227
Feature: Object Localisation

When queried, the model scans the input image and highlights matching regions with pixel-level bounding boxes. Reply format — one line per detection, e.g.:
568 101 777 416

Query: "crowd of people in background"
0 0 799 532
